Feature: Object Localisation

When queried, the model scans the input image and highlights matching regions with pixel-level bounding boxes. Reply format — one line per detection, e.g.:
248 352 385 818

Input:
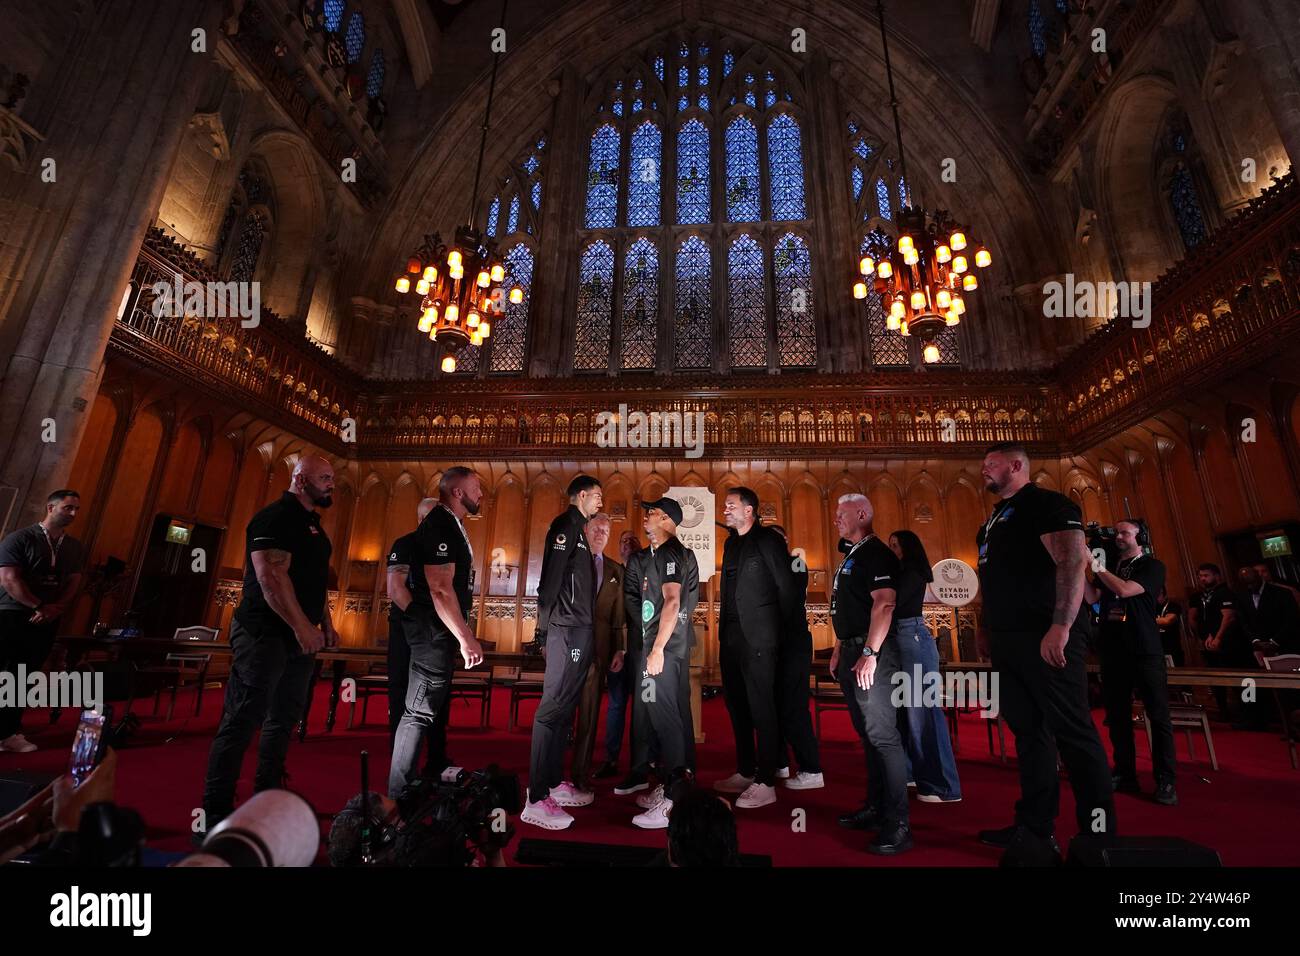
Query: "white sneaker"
917 793 962 803
632 797 673 829
550 781 594 807
520 796 574 830
907 780 917 788
636 784 666 809
776 766 790 779
713 772 754 794
735 782 777 809
784 771 825 790
0 734 36 753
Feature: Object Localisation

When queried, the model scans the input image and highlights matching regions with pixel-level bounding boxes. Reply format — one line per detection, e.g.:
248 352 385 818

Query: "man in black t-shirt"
384 496 446 765
388 467 485 796
1189 563 1246 720
829 493 911 856
521 475 603 831
1082 519 1176 805
628 496 699 830
203 456 338 830
975 443 1114 865
0 489 84 753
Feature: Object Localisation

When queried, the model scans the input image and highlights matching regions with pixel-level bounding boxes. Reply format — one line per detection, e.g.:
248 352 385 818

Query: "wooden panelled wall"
59 364 1300 674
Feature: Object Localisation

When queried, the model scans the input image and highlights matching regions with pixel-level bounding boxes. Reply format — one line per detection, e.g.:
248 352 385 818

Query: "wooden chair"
983 712 1008 764
1134 698 1218 771
450 639 496 728
348 661 390 729
508 668 547 732
139 652 212 721
1262 653 1300 769
172 625 219 643
810 647 847 738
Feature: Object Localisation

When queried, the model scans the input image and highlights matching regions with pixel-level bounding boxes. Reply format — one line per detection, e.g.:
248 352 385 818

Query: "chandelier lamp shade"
391 0 519 373
853 0 992 364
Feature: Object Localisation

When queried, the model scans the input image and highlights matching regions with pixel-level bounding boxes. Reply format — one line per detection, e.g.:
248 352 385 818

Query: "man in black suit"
1239 565 1300 655
769 524 823 789
714 487 801 810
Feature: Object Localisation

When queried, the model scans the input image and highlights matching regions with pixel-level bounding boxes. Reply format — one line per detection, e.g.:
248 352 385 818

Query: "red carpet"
5 683 1299 866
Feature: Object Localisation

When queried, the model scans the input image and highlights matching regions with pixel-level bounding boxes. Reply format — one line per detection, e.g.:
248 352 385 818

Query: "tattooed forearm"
1042 530 1087 627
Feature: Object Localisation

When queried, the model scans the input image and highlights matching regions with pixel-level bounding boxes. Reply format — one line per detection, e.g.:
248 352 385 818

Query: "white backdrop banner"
666 486 716 583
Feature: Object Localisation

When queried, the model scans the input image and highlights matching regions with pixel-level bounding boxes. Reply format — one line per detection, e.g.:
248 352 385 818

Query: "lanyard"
981 498 1014 543
833 535 873 593
439 504 473 565
39 524 64 570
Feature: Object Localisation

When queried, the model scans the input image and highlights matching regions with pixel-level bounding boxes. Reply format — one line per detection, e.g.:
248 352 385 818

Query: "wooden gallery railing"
108 176 1300 459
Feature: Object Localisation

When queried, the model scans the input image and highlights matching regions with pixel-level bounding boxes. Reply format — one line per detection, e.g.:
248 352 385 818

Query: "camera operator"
1081 520 1177 806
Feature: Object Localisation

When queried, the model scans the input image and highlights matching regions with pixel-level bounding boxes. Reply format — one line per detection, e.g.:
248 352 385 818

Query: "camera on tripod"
329 754 521 867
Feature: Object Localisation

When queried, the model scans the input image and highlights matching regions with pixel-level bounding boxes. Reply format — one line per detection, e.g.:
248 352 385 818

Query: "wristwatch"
860 644 876 658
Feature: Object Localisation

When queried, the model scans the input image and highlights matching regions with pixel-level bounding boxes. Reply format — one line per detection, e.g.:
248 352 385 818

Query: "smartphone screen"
69 708 109 787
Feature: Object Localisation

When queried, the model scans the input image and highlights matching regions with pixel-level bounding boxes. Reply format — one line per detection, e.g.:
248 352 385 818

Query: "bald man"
202 454 338 833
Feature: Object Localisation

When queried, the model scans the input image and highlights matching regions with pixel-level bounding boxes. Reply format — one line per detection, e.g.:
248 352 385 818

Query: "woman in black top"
888 531 962 803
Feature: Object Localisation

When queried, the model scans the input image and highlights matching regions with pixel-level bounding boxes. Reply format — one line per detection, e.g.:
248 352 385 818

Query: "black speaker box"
1068 834 1222 867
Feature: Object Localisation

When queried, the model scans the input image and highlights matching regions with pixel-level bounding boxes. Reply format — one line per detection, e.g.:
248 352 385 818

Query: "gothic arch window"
574 241 615 371
489 243 534 373
323 0 345 32
862 230 908 367
345 11 366 63
217 165 273 281
366 49 385 98
482 133 547 242
574 32 814 372
1160 123 1210 253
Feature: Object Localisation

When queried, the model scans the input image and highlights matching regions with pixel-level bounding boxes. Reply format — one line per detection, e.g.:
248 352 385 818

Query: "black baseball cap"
642 497 683 525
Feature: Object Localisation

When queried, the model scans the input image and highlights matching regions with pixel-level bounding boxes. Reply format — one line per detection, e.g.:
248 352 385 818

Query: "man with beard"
388 468 486 795
0 490 85 753
202 455 340 831
521 475 603 830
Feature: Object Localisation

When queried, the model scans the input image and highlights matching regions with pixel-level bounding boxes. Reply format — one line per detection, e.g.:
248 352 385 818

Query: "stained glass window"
507 195 520 234
1028 0 1046 57
698 63 709 87
728 235 767 368
723 50 734 76
677 119 710 224
584 125 620 228
862 231 909 367
774 233 815 367
678 64 689 89
675 236 711 369
574 241 615 370
931 324 962 365
229 210 266 283
345 12 365 63
854 138 873 161
678 95 689 111
621 238 659 369
875 178 892 220
485 196 500 237
1169 164 1207 250
654 55 664 81
366 50 385 98
490 244 532 372
531 180 542 215
898 176 910 209
852 166 864 202
768 113 806 220
725 116 760 222
628 121 662 227
324 0 344 32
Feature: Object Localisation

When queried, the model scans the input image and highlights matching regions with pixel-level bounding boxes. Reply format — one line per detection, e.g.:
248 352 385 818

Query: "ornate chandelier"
392 0 518 373
851 0 992 363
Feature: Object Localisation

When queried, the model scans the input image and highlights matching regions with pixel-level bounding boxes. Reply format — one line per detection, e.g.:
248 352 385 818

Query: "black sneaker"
1154 782 1179 806
867 823 913 856
594 761 619 779
613 772 649 795
1111 774 1141 795
838 804 884 831
978 824 1018 848
999 827 1063 867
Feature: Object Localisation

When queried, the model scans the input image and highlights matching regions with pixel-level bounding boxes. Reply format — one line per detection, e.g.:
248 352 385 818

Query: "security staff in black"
388 469 485 796
522 475 603 829
1082 519 1177 805
203 456 337 830
616 543 663 795
629 497 700 829
384 497 447 769
976 443 1115 864
717 488 802 806
770 525 822 785
829 493 911 855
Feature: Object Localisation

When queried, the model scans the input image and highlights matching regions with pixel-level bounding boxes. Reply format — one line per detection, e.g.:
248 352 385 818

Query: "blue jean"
894 616 962 801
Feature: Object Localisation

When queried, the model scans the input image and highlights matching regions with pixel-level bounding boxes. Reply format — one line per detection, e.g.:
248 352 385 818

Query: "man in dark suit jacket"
715 487 801 809
1238 565 1300 654
571 513 625 788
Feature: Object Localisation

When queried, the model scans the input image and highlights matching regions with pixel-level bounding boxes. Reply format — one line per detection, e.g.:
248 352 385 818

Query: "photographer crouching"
329 765 520 867
1081 519 1177 807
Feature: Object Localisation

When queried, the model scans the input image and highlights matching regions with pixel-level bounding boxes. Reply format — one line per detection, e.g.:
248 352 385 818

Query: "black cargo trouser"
388 618 458 797
387 614 447 771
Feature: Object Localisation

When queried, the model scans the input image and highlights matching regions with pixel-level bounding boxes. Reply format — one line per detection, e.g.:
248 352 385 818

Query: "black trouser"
991 629 1116 838
836 637 908 829
528 623 593 803
719 628 782 785
1202 641 1264 724
641 644 692 779
388 622 458 797
1099 639 1176 786
775 630 821 774
627 637 661 775
0 609 57 739
203 618 317 825
386 615 446 770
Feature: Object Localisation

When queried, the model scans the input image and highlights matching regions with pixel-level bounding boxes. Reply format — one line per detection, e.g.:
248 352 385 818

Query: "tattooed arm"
1040 529 1086 667
252 548 324 653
